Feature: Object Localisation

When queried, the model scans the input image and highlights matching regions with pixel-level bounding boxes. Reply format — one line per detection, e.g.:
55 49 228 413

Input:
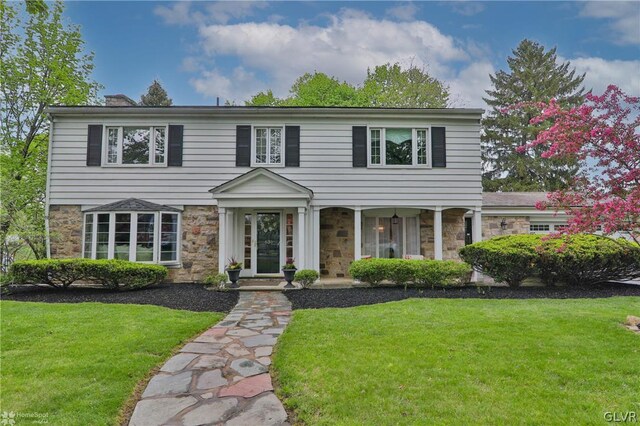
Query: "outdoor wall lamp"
500 218 508 230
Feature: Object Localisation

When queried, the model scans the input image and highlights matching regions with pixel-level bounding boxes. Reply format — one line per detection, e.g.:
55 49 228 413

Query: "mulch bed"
3 283 239 313
285 283 640 310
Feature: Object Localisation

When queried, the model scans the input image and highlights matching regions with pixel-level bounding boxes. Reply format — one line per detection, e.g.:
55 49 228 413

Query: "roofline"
46 105 484 118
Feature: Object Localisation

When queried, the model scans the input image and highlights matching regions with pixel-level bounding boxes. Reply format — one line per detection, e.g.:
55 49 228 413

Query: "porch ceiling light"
392 209 399 225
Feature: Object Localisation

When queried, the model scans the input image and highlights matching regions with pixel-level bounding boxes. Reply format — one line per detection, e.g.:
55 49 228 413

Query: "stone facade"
49 205 83 258
319 208 354 278
419 209 467 260
481 215 530 239
48 204 218 283
168 205 218 283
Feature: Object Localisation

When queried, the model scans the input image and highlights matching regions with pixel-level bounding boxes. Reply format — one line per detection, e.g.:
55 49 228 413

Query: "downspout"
44 116 54 259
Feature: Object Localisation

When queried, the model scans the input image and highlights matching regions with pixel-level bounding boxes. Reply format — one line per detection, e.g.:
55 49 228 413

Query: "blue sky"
62 1 640 107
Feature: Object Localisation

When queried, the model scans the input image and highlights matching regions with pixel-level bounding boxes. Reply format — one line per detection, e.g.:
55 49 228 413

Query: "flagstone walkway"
129 291 291 426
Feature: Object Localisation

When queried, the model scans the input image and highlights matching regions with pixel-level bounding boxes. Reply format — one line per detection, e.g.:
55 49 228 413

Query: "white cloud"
195 11 469 102
449 1 485 16
449 61 494 108
567 56 640 96
154 1 268 26
190 66 265 103
385 3 419 21
580 1 640 45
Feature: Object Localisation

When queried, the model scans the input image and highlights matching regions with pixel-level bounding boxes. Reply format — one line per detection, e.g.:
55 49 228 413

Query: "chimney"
105 94 137 107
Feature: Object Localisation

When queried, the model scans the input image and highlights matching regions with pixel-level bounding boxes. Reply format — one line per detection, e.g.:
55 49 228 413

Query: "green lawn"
0 301 222 425
273 297 640 425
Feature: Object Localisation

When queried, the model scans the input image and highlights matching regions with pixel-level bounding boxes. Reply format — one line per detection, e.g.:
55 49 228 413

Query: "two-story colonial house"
45 102 492 282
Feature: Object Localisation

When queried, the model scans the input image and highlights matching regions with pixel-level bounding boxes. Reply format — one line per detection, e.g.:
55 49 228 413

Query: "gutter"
44 117 54 258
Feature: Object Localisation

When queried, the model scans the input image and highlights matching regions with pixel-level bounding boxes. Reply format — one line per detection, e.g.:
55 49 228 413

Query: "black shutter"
167 125 184 166
236 125 251 167
432 126 446 167
352 126 367 167
86 124 103 166
285 126 300 167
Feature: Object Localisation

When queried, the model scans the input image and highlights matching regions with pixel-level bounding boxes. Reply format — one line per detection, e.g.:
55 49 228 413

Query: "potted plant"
225 257 243 288
282 257 297 289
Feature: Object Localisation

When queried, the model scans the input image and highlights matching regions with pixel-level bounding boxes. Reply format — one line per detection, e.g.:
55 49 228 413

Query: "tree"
482 39 586 192
361 63 449 108
0 1 101 264
520 85 639 244
140 79 172 106
245 63 450 108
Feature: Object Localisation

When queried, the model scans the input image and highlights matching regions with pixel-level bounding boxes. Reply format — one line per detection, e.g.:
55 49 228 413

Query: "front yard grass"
0 301 222 425
273 297 640 425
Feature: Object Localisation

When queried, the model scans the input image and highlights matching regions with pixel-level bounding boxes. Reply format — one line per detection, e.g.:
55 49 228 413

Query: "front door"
256 212 281 274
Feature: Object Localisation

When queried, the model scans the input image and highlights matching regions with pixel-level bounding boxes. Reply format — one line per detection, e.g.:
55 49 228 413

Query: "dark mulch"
285 283 640 310
2 283 239 313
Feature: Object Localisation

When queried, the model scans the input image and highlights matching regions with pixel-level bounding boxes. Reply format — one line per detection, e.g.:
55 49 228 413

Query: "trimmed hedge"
348 258 471 288
9 259 167 290
294 269 319 288
459 234 640 287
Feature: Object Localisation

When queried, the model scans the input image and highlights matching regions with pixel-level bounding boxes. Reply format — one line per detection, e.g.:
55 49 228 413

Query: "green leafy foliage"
459 234 640 287
348 258 471 288
1 1 101 264
481 39 585 192
10 259 167 290
246 63 449 108
203 272 229 290
139 79 172 106
294 269 319 288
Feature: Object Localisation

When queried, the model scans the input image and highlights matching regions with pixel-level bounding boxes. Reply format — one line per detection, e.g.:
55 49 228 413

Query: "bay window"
104 126 167 166
363 216 420 258
369 127 430 166
83 211 179 264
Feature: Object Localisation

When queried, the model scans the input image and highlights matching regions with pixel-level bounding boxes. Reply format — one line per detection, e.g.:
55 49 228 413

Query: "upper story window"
254 127 283 166
369 127 429 167
104 126 167 166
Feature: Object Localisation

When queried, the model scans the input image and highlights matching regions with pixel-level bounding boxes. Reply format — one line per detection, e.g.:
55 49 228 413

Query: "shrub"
459 235 541 287
414 260 472 288
459 234 640 287
537 235 640 286
204 272 228 290
294 269 319 288
349 258 472 288
9 259 167 290
348 258 388 286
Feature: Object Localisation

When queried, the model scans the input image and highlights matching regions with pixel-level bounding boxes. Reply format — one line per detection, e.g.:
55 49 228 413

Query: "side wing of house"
46 107 483 281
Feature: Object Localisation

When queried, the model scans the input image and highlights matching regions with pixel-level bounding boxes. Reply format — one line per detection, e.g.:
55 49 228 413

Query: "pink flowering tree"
517 85 639 244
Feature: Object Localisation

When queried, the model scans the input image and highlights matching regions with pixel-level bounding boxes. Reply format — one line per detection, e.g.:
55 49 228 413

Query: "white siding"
48 113 482 208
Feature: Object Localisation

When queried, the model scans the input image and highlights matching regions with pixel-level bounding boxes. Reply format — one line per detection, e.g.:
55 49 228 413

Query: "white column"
434 207 443 260
227 209 234 261
313 207 320 272
473 208 482 243
354 207 362 260
297 207 306 269
218 207 226 273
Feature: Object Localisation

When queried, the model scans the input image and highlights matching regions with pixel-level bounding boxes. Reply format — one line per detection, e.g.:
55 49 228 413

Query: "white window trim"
363 215 420 258
367 126 432 168
251 125 285 167
82 211 181 265
102 125 168 167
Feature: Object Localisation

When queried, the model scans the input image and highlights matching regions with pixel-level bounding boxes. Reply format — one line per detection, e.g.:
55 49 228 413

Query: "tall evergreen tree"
482 39 585 192
140 79 172 106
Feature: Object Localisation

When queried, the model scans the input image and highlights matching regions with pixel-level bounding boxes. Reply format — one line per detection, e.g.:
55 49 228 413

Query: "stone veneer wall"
49 205 83 258
48 204 218 283
319 207 354 278
419 209 467 261
481 215 530 239
169 205 218 283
